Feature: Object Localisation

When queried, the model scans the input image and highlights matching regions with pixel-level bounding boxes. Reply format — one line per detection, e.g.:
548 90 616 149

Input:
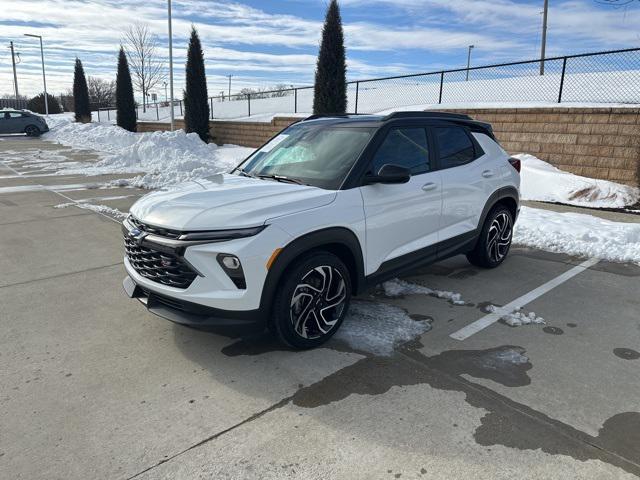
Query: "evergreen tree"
184 26 210 142
116 47 137 132
73 58 91 122
313 0 347 115
27 93 62 114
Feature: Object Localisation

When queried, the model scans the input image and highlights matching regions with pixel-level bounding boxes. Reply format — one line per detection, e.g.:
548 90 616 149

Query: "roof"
300 111 495 138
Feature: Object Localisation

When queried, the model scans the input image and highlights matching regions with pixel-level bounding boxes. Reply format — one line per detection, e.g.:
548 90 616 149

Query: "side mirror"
363 164 411 185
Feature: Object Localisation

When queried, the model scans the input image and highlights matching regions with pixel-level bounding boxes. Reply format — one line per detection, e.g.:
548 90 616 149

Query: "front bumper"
123 275 266 332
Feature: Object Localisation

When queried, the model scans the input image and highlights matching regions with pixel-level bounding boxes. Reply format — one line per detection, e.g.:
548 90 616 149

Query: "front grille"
124 234 198 289
129 216 182 239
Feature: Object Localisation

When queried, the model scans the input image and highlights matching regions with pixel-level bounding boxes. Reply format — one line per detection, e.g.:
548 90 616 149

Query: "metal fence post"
557 57 568 103
179 100 182 117
97 109 101 122
107 109 110 121
136 106 139 120
294 88 298 113
210 98 214 119
439 71 444 104
156 102 159 120
355 82 360 114
248 94 251 117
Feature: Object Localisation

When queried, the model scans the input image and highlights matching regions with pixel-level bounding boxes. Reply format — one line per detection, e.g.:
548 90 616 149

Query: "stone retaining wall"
137 107 640 186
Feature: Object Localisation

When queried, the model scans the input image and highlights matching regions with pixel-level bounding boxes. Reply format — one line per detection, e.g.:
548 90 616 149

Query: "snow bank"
54 202 128 220
43 116 253 189
336 301 430 356
514 206 640 264
518 153 639 209
381 278 465 305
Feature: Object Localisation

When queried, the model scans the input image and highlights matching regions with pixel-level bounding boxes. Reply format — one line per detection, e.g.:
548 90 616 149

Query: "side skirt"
363 230 479 289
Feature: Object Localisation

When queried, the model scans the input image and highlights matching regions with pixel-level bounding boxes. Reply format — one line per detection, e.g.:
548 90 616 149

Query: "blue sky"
1 0 639 99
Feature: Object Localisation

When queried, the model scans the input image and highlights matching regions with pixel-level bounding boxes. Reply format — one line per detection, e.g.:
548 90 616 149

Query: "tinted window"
435 127 476 168
9 112 24 118
371 128 429 175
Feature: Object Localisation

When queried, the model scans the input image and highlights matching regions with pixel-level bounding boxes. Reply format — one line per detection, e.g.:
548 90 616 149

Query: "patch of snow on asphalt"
43 117 253 189
55 202 128 220
515 206 640 264
336 301 430 356
517 153 639 209
485 305 546 327
382 278 465 305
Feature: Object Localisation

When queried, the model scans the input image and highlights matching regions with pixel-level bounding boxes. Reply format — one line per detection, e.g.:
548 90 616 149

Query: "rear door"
359 126 442 275
432 124 493 243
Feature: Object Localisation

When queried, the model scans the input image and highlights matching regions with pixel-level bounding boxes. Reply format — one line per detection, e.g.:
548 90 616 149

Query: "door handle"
422 182 438 192
482 170 494 178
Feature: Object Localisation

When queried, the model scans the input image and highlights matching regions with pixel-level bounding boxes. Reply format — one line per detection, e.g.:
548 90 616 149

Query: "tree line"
69 0 347 142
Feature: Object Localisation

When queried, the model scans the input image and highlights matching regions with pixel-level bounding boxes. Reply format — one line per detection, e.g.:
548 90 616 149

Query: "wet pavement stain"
290 342 640 477
566 323 577 328
542 326 564 335
613 348 640 360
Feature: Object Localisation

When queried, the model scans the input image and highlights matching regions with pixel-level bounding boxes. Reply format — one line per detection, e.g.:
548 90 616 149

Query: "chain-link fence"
94 47 640 123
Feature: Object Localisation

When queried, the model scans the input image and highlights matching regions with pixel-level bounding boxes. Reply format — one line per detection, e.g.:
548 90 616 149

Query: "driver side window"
371 128 430 176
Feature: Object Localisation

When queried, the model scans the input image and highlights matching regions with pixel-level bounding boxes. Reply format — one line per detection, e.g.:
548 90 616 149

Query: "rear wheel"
25 125 41 137
467 205 513 268
272 252 351 349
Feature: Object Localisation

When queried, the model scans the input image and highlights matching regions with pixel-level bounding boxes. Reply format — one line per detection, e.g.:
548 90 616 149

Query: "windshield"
235 123 374 189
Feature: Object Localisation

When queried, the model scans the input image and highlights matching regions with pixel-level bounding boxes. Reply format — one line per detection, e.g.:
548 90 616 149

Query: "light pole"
9 42 19 102
163 81 168 102
24 34 48 114
540 0 549 75
466 45 474 81
167 0 175 131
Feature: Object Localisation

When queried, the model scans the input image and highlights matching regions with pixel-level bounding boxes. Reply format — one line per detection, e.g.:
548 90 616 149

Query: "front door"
359 127 442 275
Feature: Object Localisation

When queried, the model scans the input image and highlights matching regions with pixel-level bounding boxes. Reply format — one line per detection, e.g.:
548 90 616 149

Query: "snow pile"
517 153 639 208
54 202 128 220
381 278 465 305
336 301 430 356
514 206 640 264
43 117 253 189
486 305 545 327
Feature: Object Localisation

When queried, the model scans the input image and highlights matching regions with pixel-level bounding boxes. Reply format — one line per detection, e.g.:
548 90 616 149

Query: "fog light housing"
217 254 246 289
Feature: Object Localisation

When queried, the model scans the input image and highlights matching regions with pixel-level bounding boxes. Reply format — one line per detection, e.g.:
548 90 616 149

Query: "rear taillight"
508 157 521 173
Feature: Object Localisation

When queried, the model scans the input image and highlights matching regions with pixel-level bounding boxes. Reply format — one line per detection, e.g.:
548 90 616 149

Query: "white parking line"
450 257 600 341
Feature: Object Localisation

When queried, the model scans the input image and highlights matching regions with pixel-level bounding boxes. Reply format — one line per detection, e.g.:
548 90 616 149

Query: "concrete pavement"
1 136 639 479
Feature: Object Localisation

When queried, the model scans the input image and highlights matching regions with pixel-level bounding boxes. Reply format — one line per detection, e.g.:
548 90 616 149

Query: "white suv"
123 112 520 348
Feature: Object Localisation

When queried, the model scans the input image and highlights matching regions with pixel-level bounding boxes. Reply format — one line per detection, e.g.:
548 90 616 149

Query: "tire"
466 205 514 268
272 251 351 349
25 125 41 137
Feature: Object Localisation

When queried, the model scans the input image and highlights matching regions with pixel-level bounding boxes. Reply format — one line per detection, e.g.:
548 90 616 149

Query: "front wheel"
25 125 41 137
467 205 514 268
272 252 351 349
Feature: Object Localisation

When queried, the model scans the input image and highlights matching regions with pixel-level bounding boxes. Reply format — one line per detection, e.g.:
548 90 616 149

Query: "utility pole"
540 0 549 75
9 42 19 102
24 34 48 115
163 81 168 102
466 45 474 81
227 75 232 97
167 0 175 131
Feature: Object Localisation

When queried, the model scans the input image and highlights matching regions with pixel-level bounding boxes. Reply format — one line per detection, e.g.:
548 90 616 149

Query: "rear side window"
371 128 430 175
9 112 24 118
435 127 477 168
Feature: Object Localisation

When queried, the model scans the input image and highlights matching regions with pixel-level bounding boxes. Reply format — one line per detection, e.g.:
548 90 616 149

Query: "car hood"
130 174 337 231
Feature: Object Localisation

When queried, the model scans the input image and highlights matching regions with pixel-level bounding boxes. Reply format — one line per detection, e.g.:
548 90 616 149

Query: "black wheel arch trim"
477 186 519 230
260 227 366 316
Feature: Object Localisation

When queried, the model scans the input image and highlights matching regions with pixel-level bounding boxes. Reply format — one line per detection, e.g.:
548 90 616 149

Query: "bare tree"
87 77 116 109
122 23 166 112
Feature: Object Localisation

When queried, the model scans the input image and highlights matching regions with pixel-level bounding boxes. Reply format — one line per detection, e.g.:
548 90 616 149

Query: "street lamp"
466 45 474 81
167 0 175 131
24 33 48 115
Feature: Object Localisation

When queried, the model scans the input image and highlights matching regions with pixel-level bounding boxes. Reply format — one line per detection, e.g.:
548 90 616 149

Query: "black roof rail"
382 111 473 121
304 113 370 121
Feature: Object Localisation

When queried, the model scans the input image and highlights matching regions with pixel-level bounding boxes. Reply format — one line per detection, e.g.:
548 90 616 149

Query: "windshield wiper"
257 174 307 185
236 168 256 179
